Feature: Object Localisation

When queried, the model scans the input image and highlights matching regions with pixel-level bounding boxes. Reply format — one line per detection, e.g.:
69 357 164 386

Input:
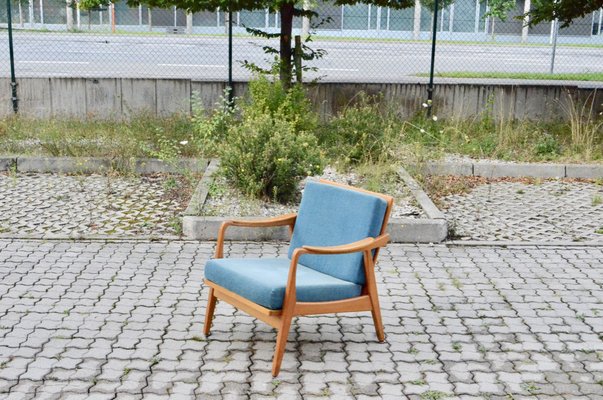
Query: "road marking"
158 63 226 68
19 61 90 64
321 68 359 72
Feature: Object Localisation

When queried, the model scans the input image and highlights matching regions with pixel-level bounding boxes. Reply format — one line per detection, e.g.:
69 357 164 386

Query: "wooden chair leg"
271 316 293 377
203 287 217 336
367 284 385 342
370 305 385 342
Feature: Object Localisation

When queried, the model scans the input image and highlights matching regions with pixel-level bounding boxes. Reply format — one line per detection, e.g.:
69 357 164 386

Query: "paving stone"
443 180 603 242
0 240 602 399
0 173 186 237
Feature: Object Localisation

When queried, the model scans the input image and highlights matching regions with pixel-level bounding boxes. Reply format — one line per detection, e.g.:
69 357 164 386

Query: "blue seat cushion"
204 258 362 310
288 181 388 285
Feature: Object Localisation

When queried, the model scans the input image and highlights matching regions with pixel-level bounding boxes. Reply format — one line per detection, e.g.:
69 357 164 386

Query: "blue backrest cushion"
288 181 388 285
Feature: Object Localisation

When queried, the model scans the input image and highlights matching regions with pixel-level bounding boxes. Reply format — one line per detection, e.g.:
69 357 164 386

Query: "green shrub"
244 76 318 134
221 112 323 203
191 90 237 157
534 133 560 158
219 78 323 203
320 93 401 165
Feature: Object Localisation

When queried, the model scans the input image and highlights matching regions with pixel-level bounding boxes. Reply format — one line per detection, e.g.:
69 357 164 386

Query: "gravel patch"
202 167 426 219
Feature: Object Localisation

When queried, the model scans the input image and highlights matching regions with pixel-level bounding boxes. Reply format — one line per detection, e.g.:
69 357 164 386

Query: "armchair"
203 179 394 376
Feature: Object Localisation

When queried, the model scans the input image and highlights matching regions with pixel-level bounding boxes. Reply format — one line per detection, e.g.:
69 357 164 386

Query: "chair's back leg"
364 252 385 342
203 287 217 336
271 315 293 376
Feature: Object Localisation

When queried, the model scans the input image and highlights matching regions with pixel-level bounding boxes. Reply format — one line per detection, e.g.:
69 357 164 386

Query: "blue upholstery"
205 258 362 310
288 181 388 285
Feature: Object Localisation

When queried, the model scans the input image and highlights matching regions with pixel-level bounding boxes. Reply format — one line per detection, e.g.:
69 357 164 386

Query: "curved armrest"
300 234 390 255
226 213 297 228
283 234 390 309
215 213 297 258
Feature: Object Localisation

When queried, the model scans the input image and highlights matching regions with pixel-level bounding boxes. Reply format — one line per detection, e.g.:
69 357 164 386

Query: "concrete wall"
1 77 602 121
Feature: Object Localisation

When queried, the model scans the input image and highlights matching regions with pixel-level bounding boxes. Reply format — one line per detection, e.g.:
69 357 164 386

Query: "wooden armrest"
215 213 297 258
301 234 390 255
225 213 297 228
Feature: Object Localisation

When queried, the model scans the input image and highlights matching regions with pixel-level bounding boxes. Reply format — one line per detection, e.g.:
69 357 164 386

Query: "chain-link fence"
1 0 602 82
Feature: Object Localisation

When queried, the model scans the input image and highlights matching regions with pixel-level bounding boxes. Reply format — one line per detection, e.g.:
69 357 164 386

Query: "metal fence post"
550 18 559 74
228 6 233 105
427 0 439 117
6 0 19 113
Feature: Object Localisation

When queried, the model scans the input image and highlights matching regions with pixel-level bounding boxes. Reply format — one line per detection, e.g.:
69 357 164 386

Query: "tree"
108 0 416 85
527 0 603 28
482 0 516 41
420 0 454 12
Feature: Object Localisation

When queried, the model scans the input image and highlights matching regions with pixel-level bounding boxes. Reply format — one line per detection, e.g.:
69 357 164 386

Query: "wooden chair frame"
203 180 394 376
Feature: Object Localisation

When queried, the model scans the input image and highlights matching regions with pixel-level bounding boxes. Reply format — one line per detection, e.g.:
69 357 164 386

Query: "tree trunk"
279 3 294 87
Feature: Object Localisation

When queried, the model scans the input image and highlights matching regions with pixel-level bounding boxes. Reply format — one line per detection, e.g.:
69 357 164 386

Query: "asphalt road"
1 32 602 82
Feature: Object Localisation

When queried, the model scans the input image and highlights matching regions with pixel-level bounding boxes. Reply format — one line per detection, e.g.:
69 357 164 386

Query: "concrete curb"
422 161 603 179
446 240 603 247
183 165 448 243
0 156 208 174
0 233 183 241
183 159 220 216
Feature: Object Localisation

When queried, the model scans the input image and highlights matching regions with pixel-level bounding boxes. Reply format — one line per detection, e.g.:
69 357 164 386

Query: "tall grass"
561 91 603 160
0 114 196 159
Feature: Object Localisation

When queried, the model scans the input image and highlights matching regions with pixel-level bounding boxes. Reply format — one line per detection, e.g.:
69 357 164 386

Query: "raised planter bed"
182 159 448 243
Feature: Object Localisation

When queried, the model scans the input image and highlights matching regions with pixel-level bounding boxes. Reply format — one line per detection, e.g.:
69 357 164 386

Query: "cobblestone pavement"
0 239 602 399
442 180 603 242
0 173 185 237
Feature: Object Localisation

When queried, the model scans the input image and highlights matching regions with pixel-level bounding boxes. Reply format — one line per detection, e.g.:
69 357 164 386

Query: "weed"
163 177 179 191
451 277 463 289
409 346 419 355
320 387 331 397
592 195 602 206
0 360 8 369
596 227 603 234
516 189 524 195
521 382 540 394
420 390 449 400
121 368 131 380
150 357 160 367
169 217 183 236
190 336 206 342
319 92 401 166
409 379 427 385
452 342 462 352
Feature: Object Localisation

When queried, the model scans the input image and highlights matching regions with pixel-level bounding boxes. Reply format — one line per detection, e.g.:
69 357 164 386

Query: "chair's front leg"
272 314 293 377
203 287 217 336
272 250 303 376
